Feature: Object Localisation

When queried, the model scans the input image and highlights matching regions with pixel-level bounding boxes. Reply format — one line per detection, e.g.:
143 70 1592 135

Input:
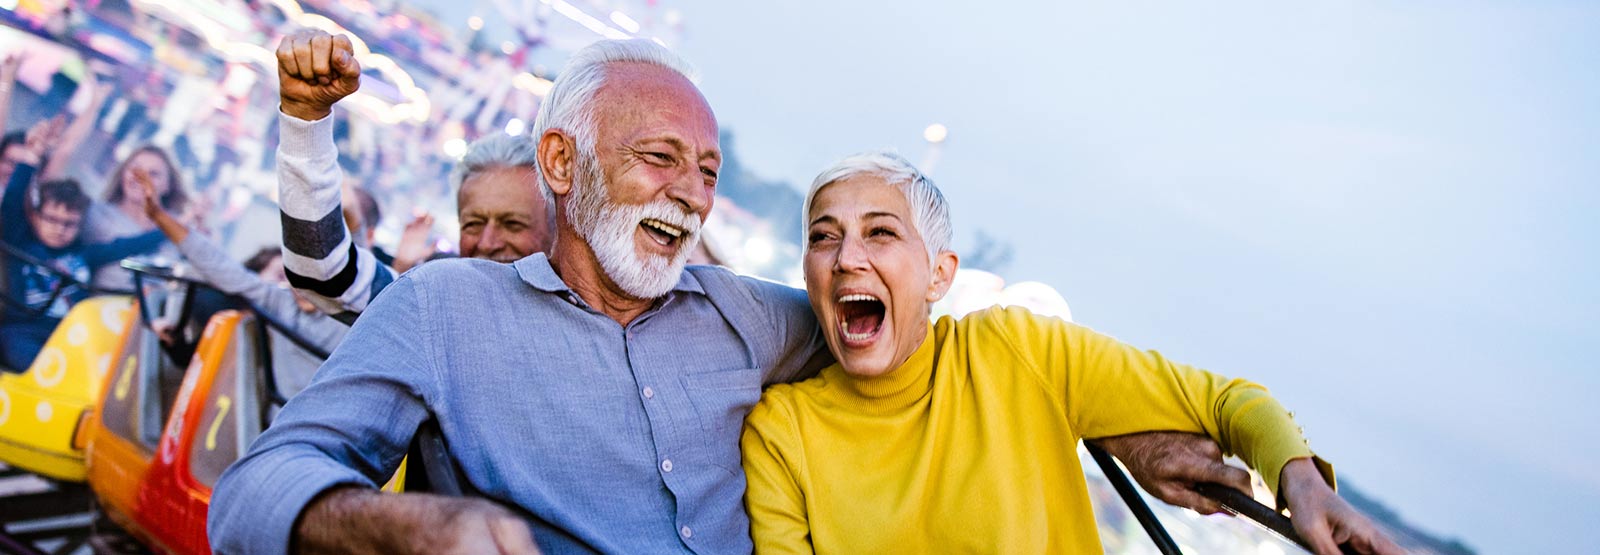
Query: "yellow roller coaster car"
0 296 133 481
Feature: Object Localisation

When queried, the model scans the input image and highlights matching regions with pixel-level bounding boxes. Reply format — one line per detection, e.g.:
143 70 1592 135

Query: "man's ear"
537 129 577 197
926 250 960 303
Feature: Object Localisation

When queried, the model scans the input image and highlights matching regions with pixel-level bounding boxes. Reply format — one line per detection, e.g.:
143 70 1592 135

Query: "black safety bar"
405 418 474 496
121 260 332 416
249 307 331 420
1084 441 1358 555
0 241 127 319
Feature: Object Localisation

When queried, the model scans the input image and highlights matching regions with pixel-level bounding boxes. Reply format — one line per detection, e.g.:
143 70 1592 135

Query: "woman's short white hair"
530 39 698 205
803 150 953 261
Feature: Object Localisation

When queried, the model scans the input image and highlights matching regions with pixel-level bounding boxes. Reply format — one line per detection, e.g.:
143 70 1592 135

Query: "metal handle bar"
1085 441 1359 555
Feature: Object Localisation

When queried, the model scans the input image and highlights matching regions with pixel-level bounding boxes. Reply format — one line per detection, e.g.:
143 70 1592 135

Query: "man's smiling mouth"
640 218 685 246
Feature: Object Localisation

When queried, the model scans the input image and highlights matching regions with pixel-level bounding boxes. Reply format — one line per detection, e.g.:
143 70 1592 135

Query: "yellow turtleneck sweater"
741 306 1325 554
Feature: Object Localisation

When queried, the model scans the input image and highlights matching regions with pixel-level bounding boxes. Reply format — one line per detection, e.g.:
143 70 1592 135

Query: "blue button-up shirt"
208 254 829 554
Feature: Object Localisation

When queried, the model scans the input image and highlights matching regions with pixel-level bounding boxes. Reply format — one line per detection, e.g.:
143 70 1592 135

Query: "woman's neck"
118 199 154 228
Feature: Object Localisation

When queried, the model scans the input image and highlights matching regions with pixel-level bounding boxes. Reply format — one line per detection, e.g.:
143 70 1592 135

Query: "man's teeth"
838 294 880 303
641 219 684 238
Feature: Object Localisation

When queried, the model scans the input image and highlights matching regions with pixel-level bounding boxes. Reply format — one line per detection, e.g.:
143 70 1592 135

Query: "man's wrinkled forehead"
458 166 541 201
593 62 720 151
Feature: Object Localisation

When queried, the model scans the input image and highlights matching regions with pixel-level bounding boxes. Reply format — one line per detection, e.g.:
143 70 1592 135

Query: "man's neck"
547 228 656 327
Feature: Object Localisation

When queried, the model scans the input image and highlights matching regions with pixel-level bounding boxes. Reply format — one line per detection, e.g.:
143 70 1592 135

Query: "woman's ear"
537 129 577 197
926 250 960 303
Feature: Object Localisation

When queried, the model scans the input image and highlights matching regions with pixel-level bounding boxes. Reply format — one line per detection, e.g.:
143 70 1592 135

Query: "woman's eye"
808 232 832 244
870 227 898 238
646 152 673 163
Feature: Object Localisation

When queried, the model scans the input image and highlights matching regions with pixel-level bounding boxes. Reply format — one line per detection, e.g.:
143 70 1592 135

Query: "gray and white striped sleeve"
275 111 394 321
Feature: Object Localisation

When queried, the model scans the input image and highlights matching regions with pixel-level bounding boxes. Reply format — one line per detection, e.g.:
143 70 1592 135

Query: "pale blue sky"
663 1 1599 553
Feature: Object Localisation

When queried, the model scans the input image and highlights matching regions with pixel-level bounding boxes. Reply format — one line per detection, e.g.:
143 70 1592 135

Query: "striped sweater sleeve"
275 111 394 320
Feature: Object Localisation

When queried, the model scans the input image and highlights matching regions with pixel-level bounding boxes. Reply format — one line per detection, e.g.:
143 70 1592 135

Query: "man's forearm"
294 487 417 555
293 487 539 555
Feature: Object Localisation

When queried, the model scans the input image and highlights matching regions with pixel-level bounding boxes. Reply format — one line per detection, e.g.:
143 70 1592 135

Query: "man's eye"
869 227 898 238
646 152 673 164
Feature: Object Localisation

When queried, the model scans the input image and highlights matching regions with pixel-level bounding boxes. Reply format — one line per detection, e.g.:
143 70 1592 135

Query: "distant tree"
715 131 804 245
962 229 1014 274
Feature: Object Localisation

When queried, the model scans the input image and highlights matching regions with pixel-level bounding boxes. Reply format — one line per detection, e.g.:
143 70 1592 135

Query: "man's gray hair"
803 150 953 261
530 39 699 205
451 134 552 224
451 134 541 192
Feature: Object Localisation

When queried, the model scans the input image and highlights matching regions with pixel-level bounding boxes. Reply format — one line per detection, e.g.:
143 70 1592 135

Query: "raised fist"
276 29 361 121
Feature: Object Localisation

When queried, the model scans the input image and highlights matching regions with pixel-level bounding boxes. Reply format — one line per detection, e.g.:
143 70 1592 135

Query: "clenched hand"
276 29 361 121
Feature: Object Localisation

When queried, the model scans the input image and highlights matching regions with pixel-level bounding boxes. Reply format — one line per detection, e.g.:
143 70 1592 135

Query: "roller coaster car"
0 241 135 482
83 262 402 555
0 296 132 481
82 299 194 550
131 310 265 555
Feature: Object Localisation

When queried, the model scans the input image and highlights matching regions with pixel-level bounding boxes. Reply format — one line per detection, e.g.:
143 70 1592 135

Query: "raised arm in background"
273 32 394 322
138 170 348 354
40 65 114 181
0 54 21 138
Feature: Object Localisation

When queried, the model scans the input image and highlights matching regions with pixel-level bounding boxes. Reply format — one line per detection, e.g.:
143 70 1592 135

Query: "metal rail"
1085 441 1359 555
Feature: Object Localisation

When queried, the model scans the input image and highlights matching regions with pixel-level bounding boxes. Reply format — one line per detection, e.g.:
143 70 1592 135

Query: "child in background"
0 119 165 370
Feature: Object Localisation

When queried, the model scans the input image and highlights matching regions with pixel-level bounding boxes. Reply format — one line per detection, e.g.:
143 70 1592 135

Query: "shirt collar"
514 253 706 296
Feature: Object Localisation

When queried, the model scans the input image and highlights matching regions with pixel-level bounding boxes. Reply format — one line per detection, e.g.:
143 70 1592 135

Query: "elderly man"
212 33 828 555
211 32 1259 555
276 81 552 319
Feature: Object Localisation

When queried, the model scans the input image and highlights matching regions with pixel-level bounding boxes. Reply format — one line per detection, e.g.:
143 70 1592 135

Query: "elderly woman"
740 151 1400 555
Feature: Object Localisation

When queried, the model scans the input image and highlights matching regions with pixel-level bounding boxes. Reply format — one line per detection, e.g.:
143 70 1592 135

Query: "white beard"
567 159 701 299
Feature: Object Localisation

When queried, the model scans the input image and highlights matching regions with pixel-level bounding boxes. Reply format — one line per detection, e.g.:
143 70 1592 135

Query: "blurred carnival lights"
609 11 641 34
743 237 775 266
443 138 468 159
513 72 554 96
504 118 526 136
547 0 631 40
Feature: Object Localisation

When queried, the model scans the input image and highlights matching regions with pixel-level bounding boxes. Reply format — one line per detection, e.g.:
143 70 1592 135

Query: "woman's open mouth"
837 293 886 347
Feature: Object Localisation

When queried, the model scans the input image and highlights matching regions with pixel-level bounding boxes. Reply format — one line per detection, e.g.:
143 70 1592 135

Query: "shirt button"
642 387 655 399
661 459 673 473
680 526 693 539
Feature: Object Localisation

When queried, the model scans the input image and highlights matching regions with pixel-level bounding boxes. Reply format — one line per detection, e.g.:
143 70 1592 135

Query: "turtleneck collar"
822 322 942 414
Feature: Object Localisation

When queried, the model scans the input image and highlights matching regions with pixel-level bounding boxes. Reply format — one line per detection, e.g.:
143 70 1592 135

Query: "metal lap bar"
0 241 82 319
1085 441 1359 555
1085 441 1183 555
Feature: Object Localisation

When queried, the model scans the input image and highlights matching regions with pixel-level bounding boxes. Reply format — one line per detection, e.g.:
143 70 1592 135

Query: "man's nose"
479 223 506 249
665 168 711 216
